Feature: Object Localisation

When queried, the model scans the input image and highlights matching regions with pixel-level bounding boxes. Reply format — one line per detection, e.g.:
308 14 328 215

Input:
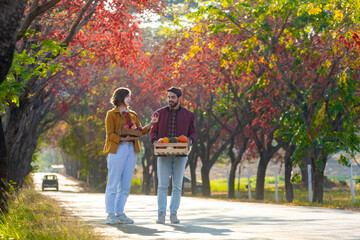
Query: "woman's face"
123 93 131 107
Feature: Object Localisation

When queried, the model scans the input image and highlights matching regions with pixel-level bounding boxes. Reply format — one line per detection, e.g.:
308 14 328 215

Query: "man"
150 87 197 224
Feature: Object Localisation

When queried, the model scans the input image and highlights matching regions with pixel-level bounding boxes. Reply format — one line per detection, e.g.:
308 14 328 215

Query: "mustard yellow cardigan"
103 107 150 154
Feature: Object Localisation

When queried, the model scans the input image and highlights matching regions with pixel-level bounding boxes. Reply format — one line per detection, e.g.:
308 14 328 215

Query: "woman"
103 87 158 224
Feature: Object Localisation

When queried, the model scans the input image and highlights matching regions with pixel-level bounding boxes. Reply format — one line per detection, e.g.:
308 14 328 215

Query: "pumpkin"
163 137 170 143
169 137 177 143
157 139 165 148
177 135 188 143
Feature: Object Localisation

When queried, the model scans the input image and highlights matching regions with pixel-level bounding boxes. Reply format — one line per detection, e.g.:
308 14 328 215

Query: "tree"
145 21 240 196
192 0 360 202
0 0 27 214
1 0 163 189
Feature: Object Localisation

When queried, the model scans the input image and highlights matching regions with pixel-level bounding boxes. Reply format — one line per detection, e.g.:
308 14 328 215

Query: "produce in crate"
177 135 188 143
169 137 177 143
153 135 190 155
119 121 142 137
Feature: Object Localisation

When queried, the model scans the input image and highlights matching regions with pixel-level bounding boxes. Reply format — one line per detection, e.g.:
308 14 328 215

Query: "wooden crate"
118 128 142 137
154 142 189 156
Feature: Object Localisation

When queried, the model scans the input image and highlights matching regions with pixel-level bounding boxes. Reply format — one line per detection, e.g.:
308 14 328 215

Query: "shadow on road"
115 224 165 236
171 223 232 236
102 222 233 237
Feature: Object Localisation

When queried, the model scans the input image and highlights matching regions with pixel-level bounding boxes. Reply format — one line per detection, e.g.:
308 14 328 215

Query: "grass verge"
0 188 99 240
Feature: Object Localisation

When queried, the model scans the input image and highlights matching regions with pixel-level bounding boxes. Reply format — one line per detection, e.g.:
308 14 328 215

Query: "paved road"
33 173 360 240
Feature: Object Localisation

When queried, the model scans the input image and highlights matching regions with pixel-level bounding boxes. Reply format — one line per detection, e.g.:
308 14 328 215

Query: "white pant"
105 142 136 214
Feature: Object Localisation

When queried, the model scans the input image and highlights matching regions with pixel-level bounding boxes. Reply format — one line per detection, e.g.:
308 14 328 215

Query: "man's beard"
169 100 179 108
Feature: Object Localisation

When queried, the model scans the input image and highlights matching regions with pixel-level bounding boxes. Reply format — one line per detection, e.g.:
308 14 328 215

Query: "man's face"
167 91 179 108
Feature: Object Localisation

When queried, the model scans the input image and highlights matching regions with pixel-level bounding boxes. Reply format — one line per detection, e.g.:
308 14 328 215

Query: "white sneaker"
117 213 134 224
106 214 121 224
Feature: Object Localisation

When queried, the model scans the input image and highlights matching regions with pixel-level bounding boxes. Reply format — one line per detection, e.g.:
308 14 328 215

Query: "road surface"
33 173 360 240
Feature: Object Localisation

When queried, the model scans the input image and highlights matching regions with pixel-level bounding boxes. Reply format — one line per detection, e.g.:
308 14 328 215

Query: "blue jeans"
105 142 136 214
157 155 188 215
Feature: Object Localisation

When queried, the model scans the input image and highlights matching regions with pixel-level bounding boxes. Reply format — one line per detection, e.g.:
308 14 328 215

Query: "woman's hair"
110 87 131 107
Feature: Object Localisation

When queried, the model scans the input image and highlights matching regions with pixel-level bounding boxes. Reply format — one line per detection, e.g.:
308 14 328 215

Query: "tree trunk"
284 145 295 202
228 162 238 198
0 116 9 214
312 155 327 203
190 161 198 194
255 155 271 200
188 144 198 195
300 156 311 185
6 105 36 187
5 93 54 188
0 0 27 82
141 137 155 195
201 165 211 197
227 137 248 199
0 0 27 214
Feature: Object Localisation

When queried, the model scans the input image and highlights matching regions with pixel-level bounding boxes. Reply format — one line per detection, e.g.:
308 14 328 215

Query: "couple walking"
103 86 197 225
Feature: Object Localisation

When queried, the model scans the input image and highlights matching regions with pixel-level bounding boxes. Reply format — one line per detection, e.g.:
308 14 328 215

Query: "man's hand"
187 138 192 146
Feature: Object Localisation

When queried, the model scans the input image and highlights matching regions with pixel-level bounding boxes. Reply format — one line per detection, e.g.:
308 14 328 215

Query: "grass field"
204 177 360 211
0 188 99 240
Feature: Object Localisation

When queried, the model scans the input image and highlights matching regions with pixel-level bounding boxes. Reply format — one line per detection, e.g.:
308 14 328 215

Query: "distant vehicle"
42 174 59 191
183 176 202 193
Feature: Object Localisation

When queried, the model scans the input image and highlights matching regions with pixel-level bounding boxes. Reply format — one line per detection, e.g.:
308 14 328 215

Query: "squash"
177 135 188 143
169 137 177 143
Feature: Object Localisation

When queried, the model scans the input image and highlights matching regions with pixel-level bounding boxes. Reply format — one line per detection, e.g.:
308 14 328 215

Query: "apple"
131 124 137 129
137 126 143 131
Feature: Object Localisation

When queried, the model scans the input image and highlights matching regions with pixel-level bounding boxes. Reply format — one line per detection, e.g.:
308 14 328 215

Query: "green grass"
0 188 99 240
210 177 286 192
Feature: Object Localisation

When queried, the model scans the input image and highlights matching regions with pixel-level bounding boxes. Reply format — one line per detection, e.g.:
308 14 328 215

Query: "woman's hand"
121 136 139 141
150 113 159 126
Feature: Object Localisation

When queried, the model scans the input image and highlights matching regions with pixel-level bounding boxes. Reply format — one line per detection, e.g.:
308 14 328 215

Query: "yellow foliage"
314 103 326 126
208 42 215 50
271 54 277 62
193 25 203 33
221 59 228 68
339 73 347 84
334 10 344 23
308 3 322 15
325 60 332 68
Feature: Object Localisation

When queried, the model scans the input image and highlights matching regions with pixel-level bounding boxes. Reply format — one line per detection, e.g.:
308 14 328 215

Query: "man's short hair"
167 87 182 98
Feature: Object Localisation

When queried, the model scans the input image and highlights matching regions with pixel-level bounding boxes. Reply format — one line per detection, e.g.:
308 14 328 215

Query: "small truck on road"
42 174 59 191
